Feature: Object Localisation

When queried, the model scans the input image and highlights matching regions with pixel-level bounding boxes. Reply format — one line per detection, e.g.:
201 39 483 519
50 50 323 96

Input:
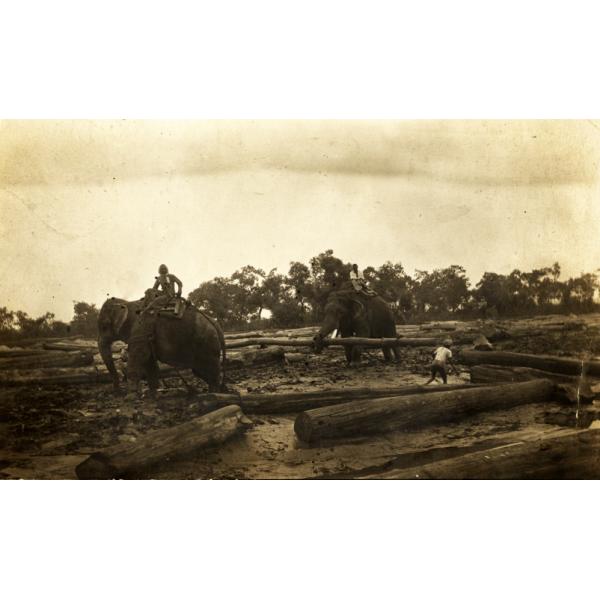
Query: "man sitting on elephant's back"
153 264 183 299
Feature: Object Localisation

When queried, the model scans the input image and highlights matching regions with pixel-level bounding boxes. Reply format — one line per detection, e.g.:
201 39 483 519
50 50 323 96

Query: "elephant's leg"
344 345 353 364
351 345 362 364
125 374 142 402
392 347 401 364
382 347 392 362
193 356 222 393
125 341 151 401
146 361 160 400
99 337 121 393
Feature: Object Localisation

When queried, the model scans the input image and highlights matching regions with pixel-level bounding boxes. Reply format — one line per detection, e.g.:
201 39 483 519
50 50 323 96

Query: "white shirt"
350 269 364 280
433 347 452 364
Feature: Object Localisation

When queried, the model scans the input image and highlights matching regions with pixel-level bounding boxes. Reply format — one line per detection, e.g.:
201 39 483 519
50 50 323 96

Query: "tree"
413 265 470 315
0 307 16 334
366 262 414 318
70 302 99 337
189 277 237 325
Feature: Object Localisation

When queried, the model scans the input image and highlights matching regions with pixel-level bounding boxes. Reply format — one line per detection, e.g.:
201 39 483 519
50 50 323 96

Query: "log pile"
294 380 556 443
75 405 249 479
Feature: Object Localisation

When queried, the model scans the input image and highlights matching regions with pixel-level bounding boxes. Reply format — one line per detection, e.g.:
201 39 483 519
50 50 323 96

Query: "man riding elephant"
151 264 184 317
153 264 183 299
97 290 226 397
313 281 400 365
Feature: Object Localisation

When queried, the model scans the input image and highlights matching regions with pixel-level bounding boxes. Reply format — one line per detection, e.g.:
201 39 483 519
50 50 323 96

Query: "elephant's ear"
114 304 129 334
351 299 366 320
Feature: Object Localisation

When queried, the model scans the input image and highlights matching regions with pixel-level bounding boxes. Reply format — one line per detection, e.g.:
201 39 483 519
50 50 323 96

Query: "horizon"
1 120 599 321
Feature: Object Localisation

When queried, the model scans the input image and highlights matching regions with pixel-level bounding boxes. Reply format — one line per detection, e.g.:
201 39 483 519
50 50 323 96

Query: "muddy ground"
2 314 600 479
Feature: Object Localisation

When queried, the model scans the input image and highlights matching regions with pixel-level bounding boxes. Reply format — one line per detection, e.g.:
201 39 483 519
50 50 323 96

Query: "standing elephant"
98 296 144 392
98 292 226 396
313 283 400 364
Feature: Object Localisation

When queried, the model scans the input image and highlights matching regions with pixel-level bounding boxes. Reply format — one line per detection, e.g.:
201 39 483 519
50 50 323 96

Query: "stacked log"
226 336 439 350
368 428 600 479
294 380 555 443
461 350 600 377
0 348 51 359
470 365 581 386
0 351 93 371
75 405 248 479
225 346 286 368
0 366 117 387
205 383 484 414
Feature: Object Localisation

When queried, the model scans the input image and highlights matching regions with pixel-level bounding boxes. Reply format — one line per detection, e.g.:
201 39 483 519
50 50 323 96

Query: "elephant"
313 283 400 364
97 291 226 396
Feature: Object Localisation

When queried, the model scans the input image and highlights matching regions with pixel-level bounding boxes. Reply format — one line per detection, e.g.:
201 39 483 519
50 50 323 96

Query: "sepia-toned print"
1 120 600 479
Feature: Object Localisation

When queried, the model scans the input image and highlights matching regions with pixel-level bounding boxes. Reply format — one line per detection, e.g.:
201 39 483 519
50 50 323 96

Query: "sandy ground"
1 315 599 479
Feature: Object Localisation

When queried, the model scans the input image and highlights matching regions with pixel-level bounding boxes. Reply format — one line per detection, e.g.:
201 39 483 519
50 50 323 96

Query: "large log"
44 341 99 352
470 364 584 386
0 351 94 371
206 383 487 414
0 348 51 358
369 428 600 479
0 366 116 387
461 350 600 377
226 336 438 350
0 335 83 348
76 405 248 479
294 379 556 443
226 338 311 349
225 346 286 368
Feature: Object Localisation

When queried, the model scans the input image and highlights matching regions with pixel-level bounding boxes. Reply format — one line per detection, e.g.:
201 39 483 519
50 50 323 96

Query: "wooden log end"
294 412 314 443
75 454 116 480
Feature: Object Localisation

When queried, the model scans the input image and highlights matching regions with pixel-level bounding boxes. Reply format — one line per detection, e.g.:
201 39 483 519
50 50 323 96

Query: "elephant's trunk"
313 314 339 353
318 314 339 340
98 336 120 390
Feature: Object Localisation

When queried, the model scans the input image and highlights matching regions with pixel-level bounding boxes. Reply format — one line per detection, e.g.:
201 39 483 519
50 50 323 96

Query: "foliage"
3 255 599 339
70 302 100 337
187 254 600 329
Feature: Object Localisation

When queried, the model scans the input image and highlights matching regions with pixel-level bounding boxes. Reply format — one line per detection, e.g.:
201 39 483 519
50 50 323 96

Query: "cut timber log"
76 405 248 479
43 341 98 352
369 428 600 479
226 338 310 349
327 337 437 348
0 335 83 348
0 349 51 358
0 351 94 371
0 366 116 387
225 346 286 369
206 383 487 414
294 379 555 443
470 364 583 386
472 335 493 351
226 336 438 350
461 350 600 377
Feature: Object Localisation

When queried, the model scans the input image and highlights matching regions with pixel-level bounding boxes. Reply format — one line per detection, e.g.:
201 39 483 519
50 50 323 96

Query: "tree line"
188 250 600 330
0 301 99 342
1 250 598 339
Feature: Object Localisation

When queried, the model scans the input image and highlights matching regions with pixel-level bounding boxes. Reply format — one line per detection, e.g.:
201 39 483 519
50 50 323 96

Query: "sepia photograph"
1 119 600 480
4 3 600 600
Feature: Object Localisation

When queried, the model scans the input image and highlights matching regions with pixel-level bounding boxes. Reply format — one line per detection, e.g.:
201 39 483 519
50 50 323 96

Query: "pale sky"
1 120 599 321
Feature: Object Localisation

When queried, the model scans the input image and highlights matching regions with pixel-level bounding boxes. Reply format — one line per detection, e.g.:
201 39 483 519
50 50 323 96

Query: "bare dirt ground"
2 314 600 479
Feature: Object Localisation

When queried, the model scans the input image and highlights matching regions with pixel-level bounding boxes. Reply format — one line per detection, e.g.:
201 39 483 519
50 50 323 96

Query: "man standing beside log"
425 338 457 385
